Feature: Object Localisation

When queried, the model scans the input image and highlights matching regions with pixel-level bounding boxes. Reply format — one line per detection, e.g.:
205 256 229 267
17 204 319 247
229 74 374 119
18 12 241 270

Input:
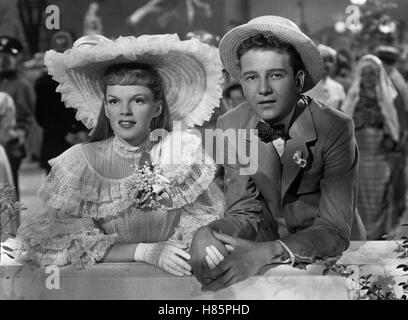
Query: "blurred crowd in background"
1 0 408 240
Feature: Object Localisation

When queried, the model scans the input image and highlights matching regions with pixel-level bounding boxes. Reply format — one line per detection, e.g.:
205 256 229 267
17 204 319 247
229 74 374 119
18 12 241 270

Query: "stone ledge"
1 241 406 299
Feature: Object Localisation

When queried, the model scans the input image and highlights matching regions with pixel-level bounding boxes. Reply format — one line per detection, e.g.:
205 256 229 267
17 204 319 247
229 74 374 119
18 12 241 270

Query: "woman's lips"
118 120 136 128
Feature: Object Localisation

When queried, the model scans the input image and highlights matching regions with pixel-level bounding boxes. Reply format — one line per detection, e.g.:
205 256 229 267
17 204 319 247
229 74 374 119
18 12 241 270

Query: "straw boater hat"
219 15 323 92
44 33 224 130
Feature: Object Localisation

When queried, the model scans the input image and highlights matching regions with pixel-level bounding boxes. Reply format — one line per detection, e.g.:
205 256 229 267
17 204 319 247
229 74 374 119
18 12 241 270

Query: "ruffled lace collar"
112 134 152 158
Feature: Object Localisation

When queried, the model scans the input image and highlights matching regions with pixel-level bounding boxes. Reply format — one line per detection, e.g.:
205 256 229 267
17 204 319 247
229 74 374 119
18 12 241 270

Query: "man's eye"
245 75 256 81
270 74 283 79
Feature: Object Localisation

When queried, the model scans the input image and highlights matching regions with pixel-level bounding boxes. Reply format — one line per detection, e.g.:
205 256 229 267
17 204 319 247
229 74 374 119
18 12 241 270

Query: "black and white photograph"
1 0 408 308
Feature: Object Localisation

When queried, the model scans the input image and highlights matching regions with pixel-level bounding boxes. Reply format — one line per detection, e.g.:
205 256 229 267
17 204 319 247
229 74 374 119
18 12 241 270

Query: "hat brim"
219 23 323 92
45 34 223 129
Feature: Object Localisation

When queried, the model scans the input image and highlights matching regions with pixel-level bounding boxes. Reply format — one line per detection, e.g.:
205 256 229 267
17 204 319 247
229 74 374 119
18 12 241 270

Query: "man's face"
239 49 301 122
0 52 17 72
229 88 245 108
322 55 335 78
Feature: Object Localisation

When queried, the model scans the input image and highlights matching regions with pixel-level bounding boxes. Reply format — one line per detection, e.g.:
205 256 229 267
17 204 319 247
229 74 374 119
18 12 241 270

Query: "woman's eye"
133 98 145 104
108 99 118 105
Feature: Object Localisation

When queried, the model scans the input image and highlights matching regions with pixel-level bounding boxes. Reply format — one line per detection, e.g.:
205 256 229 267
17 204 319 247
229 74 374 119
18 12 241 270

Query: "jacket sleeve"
208 116 263 239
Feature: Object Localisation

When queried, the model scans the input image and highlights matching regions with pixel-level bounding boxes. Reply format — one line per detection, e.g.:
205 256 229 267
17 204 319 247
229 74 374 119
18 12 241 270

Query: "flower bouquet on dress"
124 161 173 211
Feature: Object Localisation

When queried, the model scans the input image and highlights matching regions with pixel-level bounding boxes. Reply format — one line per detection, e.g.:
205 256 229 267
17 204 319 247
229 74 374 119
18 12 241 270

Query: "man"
223 82 245 110
306 44 346 110
190 15 366 291
35 31 88 173
0 36 34 203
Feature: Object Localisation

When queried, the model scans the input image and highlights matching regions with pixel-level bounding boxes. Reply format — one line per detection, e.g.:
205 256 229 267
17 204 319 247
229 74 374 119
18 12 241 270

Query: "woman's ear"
295 70 305 93
153 102 162 118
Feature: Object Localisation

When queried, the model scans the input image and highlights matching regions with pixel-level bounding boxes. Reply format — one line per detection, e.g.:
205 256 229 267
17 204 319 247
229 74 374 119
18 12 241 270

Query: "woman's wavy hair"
90 62 172 142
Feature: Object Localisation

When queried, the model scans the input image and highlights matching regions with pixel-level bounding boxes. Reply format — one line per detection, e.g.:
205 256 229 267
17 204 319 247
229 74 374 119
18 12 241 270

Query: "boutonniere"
293 150 307 168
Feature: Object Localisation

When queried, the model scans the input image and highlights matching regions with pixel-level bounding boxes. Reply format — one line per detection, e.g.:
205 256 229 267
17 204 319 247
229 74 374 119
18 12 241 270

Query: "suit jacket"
215 97 366 261
34 73 88 167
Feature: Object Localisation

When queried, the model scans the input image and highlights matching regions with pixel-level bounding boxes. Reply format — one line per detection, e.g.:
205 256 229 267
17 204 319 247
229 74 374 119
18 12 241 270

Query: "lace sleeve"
168 181 225 247
38 144 86 213
15 208 117 268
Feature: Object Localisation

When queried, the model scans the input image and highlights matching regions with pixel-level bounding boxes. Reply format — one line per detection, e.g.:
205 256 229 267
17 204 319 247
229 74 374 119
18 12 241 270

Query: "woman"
341 54 401 240
14 34 225 276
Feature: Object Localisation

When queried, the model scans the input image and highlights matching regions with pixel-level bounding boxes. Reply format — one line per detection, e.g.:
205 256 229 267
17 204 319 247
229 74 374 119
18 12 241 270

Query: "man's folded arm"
208 116 263 239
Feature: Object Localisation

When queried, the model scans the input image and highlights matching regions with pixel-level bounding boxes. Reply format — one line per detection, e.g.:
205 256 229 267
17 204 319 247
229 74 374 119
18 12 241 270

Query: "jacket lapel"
280 102 317 200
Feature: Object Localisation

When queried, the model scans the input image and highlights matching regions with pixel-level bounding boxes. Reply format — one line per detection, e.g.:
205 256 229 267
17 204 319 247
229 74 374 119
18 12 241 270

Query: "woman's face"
361 64 378 89
105 85 161 146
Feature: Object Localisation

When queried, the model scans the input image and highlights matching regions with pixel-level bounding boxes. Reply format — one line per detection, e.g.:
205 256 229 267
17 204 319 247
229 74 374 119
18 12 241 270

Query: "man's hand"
189 226 229 285
202 232 285 292
65 131 89 145
65 132 76 145
15 129 26 146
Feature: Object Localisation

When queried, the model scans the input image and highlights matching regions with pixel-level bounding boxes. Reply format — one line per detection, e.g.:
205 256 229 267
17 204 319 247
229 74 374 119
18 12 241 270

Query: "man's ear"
295 70 305 93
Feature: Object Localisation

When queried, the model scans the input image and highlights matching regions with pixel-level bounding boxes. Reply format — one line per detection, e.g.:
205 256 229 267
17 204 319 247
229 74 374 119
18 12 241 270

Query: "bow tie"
255 121 287 143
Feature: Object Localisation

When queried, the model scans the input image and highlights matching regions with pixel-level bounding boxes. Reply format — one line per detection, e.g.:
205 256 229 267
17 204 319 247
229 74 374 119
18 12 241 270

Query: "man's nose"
258 78 273 96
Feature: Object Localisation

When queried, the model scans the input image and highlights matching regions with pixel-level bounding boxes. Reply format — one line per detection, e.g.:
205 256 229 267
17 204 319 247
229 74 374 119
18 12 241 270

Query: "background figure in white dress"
0 92 16 186
306 44 346 110
0 92 18 238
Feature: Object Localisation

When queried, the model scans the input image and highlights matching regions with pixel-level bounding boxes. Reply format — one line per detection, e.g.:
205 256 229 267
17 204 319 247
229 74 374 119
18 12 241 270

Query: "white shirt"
272 137 285 157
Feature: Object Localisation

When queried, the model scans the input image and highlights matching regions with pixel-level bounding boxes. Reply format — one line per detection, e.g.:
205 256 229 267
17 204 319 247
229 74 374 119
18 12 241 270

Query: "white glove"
134 241 192 276
205 244 234 270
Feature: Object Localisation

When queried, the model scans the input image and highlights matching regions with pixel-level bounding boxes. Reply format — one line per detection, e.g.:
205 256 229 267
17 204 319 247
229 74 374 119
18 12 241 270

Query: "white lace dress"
15 131 225 268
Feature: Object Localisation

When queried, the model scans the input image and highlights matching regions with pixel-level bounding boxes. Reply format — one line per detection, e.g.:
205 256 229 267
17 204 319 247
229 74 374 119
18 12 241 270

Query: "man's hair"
236 34 304 75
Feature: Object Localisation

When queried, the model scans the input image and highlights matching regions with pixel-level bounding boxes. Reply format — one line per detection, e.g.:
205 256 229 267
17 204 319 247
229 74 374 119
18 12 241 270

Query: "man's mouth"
118 120 136 128
258 100 276 105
